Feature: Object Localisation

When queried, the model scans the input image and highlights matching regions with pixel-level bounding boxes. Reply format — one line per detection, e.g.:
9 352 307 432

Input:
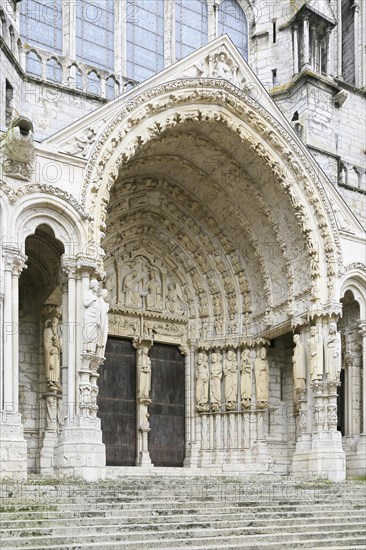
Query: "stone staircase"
0 474 365 549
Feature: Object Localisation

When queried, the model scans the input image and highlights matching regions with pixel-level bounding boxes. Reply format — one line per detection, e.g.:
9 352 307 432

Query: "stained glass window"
76 0 114 72
218 0 248 60
20 0 62 54
126 0 164 82
175 0 208 61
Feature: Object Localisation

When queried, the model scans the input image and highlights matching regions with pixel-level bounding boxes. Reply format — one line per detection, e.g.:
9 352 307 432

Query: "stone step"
1 528 365 550
1 500 365 518
1 518 365 539
2 510 365 530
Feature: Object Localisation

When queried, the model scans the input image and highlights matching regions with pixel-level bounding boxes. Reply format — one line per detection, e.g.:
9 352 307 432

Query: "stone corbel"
0 116 35 181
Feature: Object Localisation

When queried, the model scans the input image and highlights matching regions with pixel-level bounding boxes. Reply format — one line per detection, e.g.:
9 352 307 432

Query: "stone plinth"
54 415 105 481
0 412 27 481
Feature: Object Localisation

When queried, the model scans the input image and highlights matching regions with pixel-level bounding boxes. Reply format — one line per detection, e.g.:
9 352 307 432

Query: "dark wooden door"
149 343 185 467
98 337 136 466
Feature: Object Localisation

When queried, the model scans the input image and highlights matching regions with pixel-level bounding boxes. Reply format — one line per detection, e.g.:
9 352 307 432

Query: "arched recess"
10 195 88 254
338 270 366 440
8 197 88 473
19 224 64 473
80 78 342 468
83 78 341 334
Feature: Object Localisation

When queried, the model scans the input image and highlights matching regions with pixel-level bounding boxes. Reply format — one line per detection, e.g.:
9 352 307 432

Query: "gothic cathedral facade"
0 0 365 482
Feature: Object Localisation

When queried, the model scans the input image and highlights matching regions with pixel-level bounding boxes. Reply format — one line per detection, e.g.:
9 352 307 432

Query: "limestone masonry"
0 0 365 482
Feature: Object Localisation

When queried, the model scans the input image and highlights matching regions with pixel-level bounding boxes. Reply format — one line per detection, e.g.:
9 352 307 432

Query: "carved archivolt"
82 79 340 308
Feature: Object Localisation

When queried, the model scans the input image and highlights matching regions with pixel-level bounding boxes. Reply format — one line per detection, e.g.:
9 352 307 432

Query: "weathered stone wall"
18 312 42 473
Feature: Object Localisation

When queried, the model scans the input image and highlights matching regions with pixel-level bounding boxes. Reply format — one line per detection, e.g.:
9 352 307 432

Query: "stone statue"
83 279 101 354
0 116 34 180
292 334 307 392
43 317 61 390
240 348 253 409
223 349 238 411
308 326 322 381
210 352 222 412
96 288 109 359
254 346 269 408
137 347 151 404
324 322 341 383
145 269 162 310
213 52 232 80
196 352 209 412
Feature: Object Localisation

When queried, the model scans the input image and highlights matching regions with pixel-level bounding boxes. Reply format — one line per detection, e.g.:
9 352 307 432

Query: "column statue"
324 322 341 383
210 352 222 412
137 346 152 404
308 325 322 381
83 278 101 354
292 334 307 392
255 346 269 408
196 352 209 412
223 349 238 411
96 288 109 359
43 316 61 390
240 348 253 409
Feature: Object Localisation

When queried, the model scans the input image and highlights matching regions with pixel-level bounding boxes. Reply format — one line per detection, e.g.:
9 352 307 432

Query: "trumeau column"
0 246 27 481
55 255 106 481
133 339 153 467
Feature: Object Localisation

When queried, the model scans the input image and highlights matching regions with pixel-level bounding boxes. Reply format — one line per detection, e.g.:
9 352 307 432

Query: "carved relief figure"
145 269 162 310
223 349 238 411
255 347 269 408
43 317 61 390
324 323 341 383
124 269 143 308
196 352 209 412
308 326 322 381
240 348 253 409
213 52 232 80
96 289 109 359
166 283 186 314
210 352 222 412
83 279 101 354
137 346 152 404
292 334 307 392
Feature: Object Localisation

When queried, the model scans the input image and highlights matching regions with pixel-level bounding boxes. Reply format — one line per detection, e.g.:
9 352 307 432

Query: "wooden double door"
98 337 185 466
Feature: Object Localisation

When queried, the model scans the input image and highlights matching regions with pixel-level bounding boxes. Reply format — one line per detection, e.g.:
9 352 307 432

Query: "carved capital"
2 247 27 276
